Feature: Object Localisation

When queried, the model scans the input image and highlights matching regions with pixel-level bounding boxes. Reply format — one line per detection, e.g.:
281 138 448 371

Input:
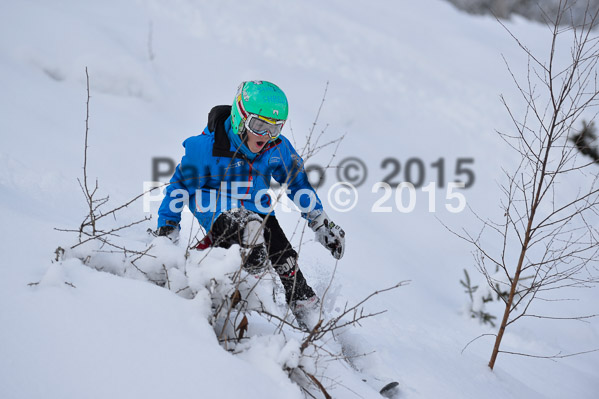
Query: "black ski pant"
207 208 315 304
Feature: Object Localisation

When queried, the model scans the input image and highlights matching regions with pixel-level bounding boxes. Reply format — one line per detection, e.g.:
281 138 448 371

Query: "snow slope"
1 0 598 398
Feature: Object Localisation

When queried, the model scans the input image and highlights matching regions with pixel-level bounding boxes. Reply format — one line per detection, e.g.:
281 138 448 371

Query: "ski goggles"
244 114 284 139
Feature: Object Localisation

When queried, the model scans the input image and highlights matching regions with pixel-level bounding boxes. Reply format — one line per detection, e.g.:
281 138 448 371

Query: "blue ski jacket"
157 105 323 231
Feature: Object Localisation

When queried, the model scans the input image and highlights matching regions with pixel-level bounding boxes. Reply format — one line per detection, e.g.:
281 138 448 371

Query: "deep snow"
1 0 598 398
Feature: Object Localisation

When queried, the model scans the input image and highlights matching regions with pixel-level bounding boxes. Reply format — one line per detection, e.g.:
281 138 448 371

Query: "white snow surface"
1 0 598 398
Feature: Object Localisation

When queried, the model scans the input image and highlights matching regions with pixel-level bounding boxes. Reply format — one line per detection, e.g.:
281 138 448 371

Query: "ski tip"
379 381 400 398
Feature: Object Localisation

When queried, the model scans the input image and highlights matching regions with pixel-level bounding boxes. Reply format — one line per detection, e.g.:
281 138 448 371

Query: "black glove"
157 225 175 236
309 211 345 260
155 224 179 242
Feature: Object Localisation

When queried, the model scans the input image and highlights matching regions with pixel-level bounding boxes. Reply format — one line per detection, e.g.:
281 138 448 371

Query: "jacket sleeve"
272 138 324 222
157 136 206 228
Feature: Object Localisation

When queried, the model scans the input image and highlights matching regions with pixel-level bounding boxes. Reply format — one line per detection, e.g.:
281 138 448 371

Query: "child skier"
155 80 345 327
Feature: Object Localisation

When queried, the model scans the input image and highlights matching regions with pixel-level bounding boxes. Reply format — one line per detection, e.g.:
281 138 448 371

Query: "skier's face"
246 130 268 153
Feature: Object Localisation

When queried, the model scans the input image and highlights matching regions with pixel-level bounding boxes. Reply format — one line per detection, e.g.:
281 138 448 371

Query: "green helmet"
231 81 289 137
